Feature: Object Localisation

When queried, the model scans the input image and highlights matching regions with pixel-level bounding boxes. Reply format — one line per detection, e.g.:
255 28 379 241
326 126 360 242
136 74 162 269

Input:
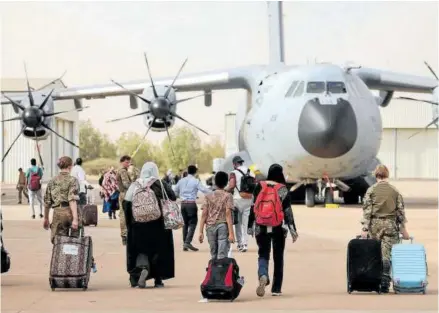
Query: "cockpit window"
327 81 347 93
306 81 326 93
293 81 305 97
285 80 299 97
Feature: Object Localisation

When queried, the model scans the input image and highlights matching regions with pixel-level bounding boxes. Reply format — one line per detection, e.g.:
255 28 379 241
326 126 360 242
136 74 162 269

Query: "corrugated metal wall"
380 98 435 128
378 128 438 179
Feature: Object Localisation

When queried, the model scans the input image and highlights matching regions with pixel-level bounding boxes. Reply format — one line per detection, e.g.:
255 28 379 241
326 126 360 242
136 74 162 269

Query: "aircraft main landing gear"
305 186 315 207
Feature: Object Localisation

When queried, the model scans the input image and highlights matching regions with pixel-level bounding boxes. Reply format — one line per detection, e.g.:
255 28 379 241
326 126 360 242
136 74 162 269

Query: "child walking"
199 171 235 259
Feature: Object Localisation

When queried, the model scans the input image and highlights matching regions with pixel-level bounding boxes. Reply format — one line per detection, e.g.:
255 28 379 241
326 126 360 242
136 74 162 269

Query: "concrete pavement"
1 180 437 313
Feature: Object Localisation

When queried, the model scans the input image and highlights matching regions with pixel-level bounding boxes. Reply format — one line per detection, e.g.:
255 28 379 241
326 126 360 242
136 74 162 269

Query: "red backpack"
29 171 41 191
254 181 284 227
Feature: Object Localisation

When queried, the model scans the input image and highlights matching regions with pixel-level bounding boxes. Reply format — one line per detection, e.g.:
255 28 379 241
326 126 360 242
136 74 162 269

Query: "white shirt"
231 165 255 200
70 165 89 194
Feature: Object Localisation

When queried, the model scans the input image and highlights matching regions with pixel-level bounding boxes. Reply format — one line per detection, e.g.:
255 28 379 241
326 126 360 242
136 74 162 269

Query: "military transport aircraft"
1 2 437 206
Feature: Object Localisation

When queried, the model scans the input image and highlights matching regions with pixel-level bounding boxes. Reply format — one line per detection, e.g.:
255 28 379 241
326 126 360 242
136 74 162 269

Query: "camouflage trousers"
119 192 127 238
369 218 400 288
50 207 83 244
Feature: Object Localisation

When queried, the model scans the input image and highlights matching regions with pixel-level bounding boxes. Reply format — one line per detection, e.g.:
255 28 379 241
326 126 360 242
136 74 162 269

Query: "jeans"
28 189 43 216
234 198 252 246
181 202 198 245
256 225 286 293
206 223 230 260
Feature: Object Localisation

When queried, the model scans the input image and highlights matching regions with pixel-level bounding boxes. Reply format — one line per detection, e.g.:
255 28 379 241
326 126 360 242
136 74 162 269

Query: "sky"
1 1 438 144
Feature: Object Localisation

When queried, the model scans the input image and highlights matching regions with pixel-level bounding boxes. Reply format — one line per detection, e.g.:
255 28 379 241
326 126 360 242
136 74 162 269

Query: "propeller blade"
396 96 438 105
39 89 55 110
164 123 176 158
42 122 79 148
424 61 438 80
106 110 150 123
1 116 21 122
2 125 26 162
164 58 188 99
143 52 158 98
110 79 151 104
34 129 44 168
169 111 209 135
131 117 156 158
408 117 439 139
1 92 25 111
44 106 90 118
37 70 67 90
23 62 35 106
176 92 212 104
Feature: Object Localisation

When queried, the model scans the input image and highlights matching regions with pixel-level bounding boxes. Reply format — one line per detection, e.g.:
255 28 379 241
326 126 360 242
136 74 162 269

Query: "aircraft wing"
1 66 262 104
351 67 438 93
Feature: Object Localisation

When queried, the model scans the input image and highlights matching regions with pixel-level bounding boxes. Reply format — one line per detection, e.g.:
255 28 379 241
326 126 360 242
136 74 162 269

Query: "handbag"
159 180 184 230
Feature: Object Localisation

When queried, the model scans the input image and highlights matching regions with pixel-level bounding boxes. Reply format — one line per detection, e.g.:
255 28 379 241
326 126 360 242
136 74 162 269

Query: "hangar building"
1 78 80 183
224 97 438 179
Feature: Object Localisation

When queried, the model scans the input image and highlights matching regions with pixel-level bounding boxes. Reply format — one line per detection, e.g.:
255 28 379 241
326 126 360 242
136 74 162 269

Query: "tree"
116 132 158 169
79 120 103 161
100 134 118 159
197 137 225 173
161 127 202 172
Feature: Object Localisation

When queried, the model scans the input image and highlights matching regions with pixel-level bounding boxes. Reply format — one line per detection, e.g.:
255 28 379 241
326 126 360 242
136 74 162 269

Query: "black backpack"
236 168 256 194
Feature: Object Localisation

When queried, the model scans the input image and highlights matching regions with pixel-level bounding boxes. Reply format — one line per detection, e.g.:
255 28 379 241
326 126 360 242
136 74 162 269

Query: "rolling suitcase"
347 236 383 294
82 189 98 227
49 228 93 291
200 257 243 301
391 236 428 294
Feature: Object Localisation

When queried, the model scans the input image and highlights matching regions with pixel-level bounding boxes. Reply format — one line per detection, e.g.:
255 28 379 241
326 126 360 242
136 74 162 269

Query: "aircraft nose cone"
298 98 357 158
150 97 170 119
22 107 44 128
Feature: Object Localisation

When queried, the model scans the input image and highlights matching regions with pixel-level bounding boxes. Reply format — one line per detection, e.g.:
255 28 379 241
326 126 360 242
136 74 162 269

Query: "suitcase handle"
68 227 84 238
399 235 414 243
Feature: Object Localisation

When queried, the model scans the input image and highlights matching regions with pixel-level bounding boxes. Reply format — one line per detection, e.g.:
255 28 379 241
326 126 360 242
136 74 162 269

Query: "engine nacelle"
140 85 177 131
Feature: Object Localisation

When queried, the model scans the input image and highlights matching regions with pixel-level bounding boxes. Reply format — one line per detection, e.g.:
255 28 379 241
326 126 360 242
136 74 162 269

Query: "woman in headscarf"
102 167 119 219
247 164 298 297
123 162 176 289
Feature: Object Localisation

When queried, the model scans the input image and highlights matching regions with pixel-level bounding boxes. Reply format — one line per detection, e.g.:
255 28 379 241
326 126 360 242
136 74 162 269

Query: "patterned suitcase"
49 229 93 291
391 237 428 294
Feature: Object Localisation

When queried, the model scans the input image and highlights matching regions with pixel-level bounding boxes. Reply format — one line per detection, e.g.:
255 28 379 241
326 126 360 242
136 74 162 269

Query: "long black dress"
123 180 176 287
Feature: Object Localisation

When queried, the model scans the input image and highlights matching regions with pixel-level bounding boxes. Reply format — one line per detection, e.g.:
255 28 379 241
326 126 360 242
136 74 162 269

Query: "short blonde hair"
374 164 389 179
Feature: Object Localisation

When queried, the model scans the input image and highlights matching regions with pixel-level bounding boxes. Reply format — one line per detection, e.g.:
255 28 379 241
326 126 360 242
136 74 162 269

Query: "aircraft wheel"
324 188 334 204
305 187 315 207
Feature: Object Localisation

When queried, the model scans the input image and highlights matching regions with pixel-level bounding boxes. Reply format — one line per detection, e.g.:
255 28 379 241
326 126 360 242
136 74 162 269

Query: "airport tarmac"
1 180 437 313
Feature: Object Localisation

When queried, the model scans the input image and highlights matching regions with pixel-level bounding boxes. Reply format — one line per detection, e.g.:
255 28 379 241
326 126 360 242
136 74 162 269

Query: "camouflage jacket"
361 180 407 229
127 165 140 182
116 167 132 194
44 172 79 209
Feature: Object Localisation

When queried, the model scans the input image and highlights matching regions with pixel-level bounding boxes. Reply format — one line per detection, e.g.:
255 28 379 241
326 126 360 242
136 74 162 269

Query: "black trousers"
181 202 198 245
256 225 286 293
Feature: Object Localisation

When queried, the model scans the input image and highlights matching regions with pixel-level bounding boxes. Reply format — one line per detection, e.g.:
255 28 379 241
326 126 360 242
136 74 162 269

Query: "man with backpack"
226 156 256 253
26 158 44 219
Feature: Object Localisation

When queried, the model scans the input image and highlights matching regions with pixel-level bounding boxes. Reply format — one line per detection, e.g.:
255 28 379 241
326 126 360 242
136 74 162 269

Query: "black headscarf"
267 164 286 185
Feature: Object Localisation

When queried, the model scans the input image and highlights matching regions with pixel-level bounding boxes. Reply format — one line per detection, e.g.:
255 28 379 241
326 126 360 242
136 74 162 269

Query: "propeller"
1 66 85 163
108 52 210 157
394 61 439 138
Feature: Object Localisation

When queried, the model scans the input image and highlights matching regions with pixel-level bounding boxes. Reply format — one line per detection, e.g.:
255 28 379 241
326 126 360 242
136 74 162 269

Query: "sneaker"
154 280 165 288
256 275 268 297
184 243 199 251
32 215 35 219
39 214 43 218
237 244 243 252
137 268 149 289
241 244 248 252
272 292 282 296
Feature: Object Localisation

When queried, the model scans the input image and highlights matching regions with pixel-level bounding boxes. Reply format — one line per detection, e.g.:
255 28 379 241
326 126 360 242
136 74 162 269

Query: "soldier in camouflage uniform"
116 155 134 245
128 162 140 182
361 164 410 293
43 156 81 244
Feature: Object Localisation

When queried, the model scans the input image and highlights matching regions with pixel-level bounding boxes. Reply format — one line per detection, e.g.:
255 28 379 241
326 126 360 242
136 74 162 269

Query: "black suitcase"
347 236 383 294
200 257 243 301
